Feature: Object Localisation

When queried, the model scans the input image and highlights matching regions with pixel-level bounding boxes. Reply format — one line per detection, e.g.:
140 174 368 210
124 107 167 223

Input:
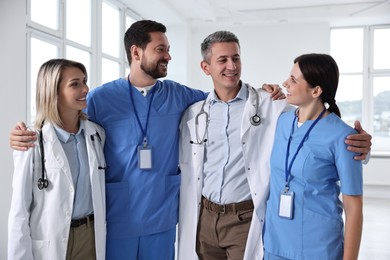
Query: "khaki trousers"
66 219 96 260
196 197 254 260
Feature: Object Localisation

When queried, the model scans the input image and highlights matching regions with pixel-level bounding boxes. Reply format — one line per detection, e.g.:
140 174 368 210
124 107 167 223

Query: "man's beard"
140 59 168 79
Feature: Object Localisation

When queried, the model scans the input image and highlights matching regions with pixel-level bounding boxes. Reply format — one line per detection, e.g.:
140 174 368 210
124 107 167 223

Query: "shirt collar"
209 81 247 105
54 120 85 143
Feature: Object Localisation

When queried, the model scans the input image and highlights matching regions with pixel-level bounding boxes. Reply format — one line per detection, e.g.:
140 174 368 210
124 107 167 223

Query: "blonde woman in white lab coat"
8 59 106 260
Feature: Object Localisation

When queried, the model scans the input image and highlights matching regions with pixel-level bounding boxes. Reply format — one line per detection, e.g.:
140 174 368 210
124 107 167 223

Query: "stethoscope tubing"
37 128 106 190
37 128 48 190
191 86 261 145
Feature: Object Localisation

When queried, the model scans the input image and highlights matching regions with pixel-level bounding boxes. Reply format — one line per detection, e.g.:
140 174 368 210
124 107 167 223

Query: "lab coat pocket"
105 182 130 223
32 239 49 260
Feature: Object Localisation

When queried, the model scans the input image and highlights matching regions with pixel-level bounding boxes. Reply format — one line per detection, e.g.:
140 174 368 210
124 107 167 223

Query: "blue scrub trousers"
106 227 176 260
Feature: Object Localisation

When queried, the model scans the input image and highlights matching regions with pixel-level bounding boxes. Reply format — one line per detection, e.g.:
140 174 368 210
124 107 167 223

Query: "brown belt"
202 196 254 214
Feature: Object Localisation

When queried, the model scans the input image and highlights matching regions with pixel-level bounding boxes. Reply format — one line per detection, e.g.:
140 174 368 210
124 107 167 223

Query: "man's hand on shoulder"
262 83 286 100
9 122 37 151
345 120 372 161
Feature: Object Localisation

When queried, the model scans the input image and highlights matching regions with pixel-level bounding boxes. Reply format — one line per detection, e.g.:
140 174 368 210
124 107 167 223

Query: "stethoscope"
190 86 261 145
37 128 48 190
249 87 262 126
37 126 107 190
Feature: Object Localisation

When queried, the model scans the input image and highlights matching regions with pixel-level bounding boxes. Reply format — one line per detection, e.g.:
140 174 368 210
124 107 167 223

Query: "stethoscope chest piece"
249 86 261 126
37 178 49 190
250 114 261 126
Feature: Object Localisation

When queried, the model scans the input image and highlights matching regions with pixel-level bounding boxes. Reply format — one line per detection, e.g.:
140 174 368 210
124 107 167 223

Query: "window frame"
26 0 140 123
331 24 390 156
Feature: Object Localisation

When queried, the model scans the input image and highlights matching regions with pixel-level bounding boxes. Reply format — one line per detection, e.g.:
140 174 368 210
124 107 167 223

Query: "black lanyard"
284 107 326 191
127 76 156 147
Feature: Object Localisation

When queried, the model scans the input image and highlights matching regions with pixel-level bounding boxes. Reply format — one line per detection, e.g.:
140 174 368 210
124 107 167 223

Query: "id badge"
138 145 152 170
278 190 294 219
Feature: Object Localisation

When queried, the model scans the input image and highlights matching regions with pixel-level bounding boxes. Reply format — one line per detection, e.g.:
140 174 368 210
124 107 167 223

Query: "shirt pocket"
105 119 140 146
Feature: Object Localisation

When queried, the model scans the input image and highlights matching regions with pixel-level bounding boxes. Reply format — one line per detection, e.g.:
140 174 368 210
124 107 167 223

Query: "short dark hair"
294 53 341 117
124 20 167 65
201 31 240 63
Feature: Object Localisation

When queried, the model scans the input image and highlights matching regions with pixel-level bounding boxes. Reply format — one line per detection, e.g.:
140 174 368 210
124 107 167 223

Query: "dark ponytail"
327 99 341 118
294 54 341 117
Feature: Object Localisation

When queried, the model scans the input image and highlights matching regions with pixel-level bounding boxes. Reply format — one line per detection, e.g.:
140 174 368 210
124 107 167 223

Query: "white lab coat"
178 84 288 260
8 121 107 260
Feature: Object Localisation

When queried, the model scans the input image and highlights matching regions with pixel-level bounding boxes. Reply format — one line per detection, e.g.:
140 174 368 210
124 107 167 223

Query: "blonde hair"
34 59 88 130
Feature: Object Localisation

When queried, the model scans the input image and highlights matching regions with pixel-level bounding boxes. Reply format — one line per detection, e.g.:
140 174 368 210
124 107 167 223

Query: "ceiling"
123 0 390 27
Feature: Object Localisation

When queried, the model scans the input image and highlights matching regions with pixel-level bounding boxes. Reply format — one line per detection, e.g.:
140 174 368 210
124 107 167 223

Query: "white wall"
186 23 330 92
0 0 26 258
165 23 192 84
363 157 390 199
0 1 389 259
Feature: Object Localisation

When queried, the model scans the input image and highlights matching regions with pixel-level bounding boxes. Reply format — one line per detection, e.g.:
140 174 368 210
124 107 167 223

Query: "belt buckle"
221 204 226 214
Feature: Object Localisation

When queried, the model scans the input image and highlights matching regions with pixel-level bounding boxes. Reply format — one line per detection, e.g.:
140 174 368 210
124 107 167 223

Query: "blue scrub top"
87 78 206 238
264 110 363 259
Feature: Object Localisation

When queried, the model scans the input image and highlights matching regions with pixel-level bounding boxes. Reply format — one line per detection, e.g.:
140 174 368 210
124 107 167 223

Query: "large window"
331 26 390 154
27 0 139 122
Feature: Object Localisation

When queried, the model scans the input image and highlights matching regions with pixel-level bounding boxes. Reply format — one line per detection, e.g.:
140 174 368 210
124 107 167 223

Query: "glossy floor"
359 197 390 259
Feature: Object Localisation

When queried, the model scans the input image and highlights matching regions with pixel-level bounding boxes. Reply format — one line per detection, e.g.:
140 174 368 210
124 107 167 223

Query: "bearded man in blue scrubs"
85 20 208 259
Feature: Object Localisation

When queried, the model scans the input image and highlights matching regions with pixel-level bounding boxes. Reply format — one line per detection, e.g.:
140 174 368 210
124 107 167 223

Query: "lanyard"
127 77 156 147
284 107 326 191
